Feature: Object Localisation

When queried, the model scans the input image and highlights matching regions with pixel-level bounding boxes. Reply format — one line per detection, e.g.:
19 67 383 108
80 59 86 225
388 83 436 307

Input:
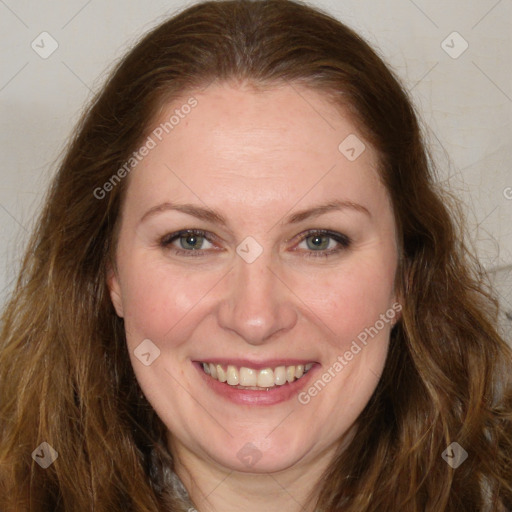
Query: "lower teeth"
232 384 280 391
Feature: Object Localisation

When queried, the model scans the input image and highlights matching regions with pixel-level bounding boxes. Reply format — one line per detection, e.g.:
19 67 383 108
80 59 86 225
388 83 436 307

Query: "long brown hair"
1 0 511 510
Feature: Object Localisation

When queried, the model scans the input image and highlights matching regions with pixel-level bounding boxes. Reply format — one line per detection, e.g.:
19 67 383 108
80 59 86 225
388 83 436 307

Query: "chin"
204 432 312 474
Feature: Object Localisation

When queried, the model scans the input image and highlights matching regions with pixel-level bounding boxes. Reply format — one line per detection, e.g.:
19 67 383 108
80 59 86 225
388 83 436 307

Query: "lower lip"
193 362 318 405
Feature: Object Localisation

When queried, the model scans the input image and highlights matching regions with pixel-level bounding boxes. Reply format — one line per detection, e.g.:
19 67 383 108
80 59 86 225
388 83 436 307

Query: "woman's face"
108 82 400 475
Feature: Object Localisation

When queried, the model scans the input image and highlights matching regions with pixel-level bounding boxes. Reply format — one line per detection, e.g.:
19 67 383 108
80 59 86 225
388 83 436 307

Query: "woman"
1 0 511 510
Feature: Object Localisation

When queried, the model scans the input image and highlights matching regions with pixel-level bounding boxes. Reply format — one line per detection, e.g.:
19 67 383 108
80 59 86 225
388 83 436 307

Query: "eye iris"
307 235 329 250
181 234 203 250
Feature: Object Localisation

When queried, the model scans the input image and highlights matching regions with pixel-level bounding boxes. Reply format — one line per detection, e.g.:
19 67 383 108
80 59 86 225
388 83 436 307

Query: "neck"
168 431 355 512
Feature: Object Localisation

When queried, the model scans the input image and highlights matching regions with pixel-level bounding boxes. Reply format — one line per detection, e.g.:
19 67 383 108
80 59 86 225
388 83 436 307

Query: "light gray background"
0 0 511 341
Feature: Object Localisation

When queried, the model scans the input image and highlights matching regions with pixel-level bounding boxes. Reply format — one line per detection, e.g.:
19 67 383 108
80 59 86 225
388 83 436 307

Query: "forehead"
121 82 386 218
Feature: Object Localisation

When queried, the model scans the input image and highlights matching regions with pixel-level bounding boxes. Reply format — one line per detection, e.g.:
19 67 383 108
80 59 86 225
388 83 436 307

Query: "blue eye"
159 228 351 258
295 229 351 258
160 229 214 256
176 232 210 250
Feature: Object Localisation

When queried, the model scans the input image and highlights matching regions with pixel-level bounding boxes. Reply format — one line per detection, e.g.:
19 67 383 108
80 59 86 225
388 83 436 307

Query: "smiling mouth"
200 362 314 390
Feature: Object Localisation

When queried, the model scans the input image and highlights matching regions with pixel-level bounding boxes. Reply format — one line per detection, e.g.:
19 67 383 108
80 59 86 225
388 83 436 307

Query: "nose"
217 251 298 346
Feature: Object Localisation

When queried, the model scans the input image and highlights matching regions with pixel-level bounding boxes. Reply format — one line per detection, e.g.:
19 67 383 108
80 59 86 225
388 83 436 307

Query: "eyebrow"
139 199 371 226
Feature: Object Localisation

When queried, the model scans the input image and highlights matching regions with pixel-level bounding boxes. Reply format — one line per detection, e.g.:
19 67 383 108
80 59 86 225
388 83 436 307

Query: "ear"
390 292 403 326
393 301 402 326
387 284 403 327
106 262 124 318
390 256 407 326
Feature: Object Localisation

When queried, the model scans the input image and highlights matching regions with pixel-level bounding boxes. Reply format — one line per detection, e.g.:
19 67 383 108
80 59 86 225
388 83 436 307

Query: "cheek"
291 256 396 344
119 255 220 345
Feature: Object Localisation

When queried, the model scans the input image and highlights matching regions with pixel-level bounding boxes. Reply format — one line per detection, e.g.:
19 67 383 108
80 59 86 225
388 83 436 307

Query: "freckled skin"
107 83 399 511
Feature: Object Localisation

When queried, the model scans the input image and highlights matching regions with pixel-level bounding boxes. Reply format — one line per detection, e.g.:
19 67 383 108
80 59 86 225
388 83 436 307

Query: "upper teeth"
202 362 313 388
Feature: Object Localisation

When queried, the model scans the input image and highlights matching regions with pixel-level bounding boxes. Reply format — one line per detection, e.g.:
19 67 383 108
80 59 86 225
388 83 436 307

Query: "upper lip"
195 358 317 370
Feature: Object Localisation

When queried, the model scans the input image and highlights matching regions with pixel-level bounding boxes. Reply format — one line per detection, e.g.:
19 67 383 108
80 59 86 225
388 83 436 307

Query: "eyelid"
160 228 220 246
293 228 351 245
160 228 351 257
291 229 352 258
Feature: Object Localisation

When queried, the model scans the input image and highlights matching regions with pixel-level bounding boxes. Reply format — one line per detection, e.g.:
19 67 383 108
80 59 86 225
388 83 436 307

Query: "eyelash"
159 229 352 259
